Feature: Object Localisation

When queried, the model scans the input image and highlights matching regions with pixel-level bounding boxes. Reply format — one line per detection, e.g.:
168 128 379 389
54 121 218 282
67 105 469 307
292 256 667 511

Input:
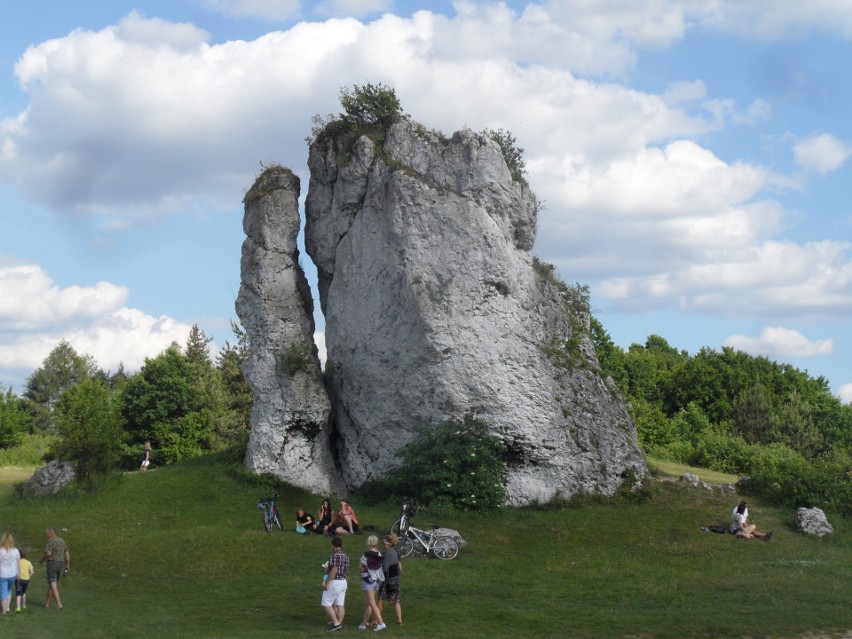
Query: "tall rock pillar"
236 166 339 495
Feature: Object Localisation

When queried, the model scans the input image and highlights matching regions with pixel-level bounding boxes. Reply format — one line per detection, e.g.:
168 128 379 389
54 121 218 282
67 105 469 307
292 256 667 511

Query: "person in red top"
333 500 360 535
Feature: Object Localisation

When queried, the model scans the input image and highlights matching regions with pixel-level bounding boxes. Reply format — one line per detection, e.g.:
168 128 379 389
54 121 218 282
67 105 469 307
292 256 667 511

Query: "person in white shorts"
321 536 349 631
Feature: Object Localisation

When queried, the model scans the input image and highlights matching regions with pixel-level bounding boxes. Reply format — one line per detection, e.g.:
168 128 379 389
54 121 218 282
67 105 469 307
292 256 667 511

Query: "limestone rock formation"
236 166 340 495
302 120 646 504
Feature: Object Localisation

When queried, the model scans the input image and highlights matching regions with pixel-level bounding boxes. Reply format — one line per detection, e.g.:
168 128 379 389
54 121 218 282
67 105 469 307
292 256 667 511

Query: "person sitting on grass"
317 499 334 536
333 501 360 535
730 501 772 541
296 508 316 534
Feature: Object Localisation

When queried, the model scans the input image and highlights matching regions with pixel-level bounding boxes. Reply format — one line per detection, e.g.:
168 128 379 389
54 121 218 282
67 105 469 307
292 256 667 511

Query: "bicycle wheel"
431 536 459 560
399 535 415 559
272 506 283 530
262 507 273 533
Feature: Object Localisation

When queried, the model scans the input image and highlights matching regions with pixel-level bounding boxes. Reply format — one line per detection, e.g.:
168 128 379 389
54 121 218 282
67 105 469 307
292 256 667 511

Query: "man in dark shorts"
40 527 70 609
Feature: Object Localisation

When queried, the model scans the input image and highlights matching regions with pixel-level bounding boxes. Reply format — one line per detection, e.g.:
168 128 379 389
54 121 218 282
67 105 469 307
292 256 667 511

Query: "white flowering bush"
387 418 507 511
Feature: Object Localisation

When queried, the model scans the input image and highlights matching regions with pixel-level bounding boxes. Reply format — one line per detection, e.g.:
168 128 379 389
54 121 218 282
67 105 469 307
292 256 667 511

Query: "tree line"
591 321 851 515
0 323 252 481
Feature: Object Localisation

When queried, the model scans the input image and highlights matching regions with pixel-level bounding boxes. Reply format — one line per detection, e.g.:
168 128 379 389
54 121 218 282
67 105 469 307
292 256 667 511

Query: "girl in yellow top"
16 549 34 612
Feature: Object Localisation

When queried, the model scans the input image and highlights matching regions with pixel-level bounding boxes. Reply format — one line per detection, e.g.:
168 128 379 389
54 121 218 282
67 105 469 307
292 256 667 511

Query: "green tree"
49 378 124 480
339 82 404 130
24 340 100 431
216 324 252 436
120 346 200 446
775 390 824 458
731 380 777 444
185 323 213 371
589 316 627 389
311 83 406 145
0 386 29 448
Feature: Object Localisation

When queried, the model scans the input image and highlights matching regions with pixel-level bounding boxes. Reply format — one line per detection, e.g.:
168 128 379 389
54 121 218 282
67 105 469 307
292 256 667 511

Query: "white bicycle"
391 499 459 560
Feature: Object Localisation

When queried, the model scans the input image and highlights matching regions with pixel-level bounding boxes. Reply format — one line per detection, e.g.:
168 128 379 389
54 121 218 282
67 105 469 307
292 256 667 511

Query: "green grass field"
0 453 849 638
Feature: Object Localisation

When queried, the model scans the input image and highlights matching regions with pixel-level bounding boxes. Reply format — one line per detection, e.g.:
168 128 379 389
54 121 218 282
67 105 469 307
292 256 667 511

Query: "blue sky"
0 0 850 403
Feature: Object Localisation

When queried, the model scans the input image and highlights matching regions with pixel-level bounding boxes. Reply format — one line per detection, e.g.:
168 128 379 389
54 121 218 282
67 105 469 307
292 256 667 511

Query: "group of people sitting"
296 499 361 536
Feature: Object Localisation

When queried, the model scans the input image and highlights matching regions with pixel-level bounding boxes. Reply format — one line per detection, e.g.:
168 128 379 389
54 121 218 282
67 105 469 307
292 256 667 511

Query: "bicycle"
390 498 416 537
257 493 283 532
391 499 459 560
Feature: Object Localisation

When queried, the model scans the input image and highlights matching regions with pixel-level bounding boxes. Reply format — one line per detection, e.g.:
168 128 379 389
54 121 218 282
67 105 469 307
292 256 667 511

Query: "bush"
339 83 404 130
745 454 851 516
374 418 508 511
0 433 55 466
688 430 751 474
311 83 406 144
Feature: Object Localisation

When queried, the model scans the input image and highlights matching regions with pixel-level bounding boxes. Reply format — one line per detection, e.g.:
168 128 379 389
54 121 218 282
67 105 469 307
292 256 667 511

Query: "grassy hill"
1 452 849 638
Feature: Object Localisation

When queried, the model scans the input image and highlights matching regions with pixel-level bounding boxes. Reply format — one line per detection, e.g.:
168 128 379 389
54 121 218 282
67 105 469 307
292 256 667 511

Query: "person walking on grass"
358 535 386 631
15 548 34 612
40 527 70 609
378 534 403 626
322 536 349 632
0 533 20 614
730 501 772 541
140 441 152 472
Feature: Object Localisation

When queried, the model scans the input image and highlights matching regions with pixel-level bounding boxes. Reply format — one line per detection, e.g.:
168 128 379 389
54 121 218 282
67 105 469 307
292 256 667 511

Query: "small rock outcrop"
27 460 76 496
236 166 340 495
796 507 834 537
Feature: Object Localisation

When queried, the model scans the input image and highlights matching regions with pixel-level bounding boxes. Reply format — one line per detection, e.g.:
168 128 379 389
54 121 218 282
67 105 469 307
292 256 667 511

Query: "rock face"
27 460 76 496
796 507 834 537
236 166 340 495
300 120 646 504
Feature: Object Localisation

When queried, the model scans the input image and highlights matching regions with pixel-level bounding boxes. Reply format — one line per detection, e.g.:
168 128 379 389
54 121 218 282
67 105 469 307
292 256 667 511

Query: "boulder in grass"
27 460 76 496
796 507 834 537
431 527 466 548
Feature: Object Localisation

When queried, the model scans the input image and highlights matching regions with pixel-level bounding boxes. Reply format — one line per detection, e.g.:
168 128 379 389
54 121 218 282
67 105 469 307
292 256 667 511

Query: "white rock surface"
302 121 646 504
237 167 341 495
796 507 834 537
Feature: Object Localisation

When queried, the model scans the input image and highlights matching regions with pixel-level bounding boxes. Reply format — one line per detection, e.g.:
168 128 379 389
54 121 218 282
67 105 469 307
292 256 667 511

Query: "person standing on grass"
378 534 403 626
321 536 349 632
15 548 34 612
140 441 152 472
40 527 70 609
730 501 772 541
0 533 20 614
358 535 386 631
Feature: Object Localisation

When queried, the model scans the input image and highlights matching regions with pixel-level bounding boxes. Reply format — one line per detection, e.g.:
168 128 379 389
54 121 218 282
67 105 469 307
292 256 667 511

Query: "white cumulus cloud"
838 383 852 404
793 133 852 174
0 260 128 330
0 258 191 386
724 327 833 358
